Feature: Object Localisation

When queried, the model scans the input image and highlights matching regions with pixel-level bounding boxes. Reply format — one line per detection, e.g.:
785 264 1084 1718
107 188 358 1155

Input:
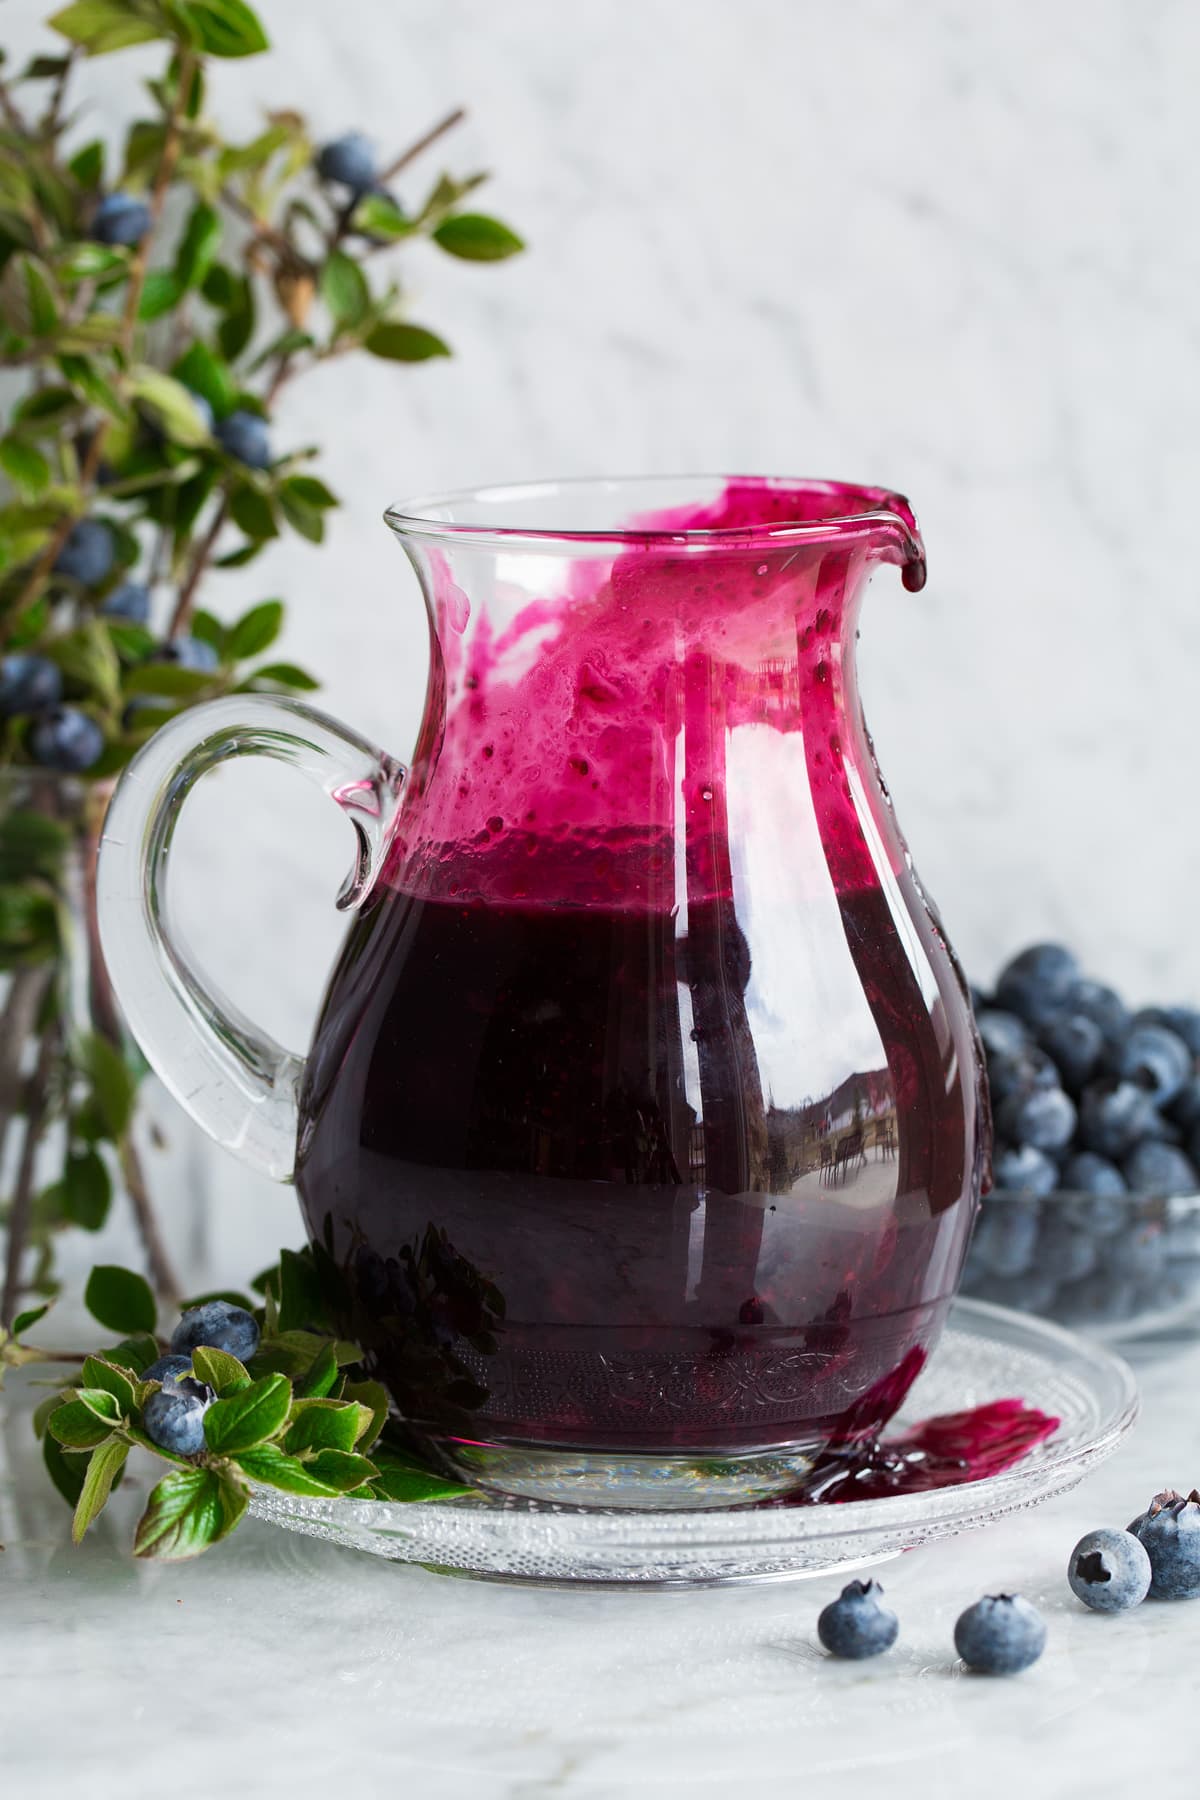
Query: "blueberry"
972 1199 1041 1276
965 1269 1060 1314
0 653 63 717
1036 1211 1099 1284
142 1378 214 1456
816 1579 899 1659
996 944 1080 1026
1068 978 1131 1046
1061 1151 1128 1201
101 580 151 624
996 1085 1076 1153
954 1594 1046 1674
1123 1139 1198 1197
1127 1490 1200 1599
986 1046 1059 1105
170 1298 260 1363
315 131 377 194
1117 1025 1192 1106
976 1010 1030 1060
1102 1218 1167 1283
141 1353 194 1386
53 518 115 586
159 635 220 673
1169 1078 1200 1134
1067 1528 1152 1612
28 706 105 772
992 1143 1058 1198
1055 1269 1138 1326
1037 1013 1104 1093
91 190 152 246
1165 1008 1200 1056
214 409 271 469
1078 1080 1166 1160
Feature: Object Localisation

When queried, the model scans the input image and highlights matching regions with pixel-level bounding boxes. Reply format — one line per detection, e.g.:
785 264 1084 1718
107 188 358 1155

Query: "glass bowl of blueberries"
960 943 1200 1342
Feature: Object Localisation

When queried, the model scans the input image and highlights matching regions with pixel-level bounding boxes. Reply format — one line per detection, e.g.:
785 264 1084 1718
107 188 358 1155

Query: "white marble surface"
6 0 1200 1280
2 1332 1199 1799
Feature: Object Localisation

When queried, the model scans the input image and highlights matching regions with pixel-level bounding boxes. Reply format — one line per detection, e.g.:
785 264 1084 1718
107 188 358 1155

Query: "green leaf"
364 321 451 363
338 1379 389 1450
275 1246 326 1334
191 1344 251 1395
81 1356 137 1412
107 622 158 663
319 250 368 329
44 1430 88 1506
49 3 165 54
0 437 51 497
282 474 337 509
285 1399 371 1456
12 1302 50 1338
63 1149 113 1231
84 1264 157 1336
124 661 216 698
78 1032 138 1136
213 272 255 360
173 200 222 291
133 1466 247 1561
75 1385 124 1423
189 608 225 651
370 1446 473 1503
170 340 233 418
202 1372 290 1453
293 1340 339 1400
139 269 182 321
243 661 319 693
351 193 413 242
0 812 69 883
302 1449 378 1493
233 1442 342 1497
277 487 323 543
67 139 105 189
432 213 525 262
170 0 269 58
228 484 278 540
128 365 211 447
20 255 60 336
0 884 59 965
47 621 121 711
251 1329 360 1377
46 1398 117 1449
72 1436 129 1542
226 599 282 661
104 1333 160 1374
56 241 126 282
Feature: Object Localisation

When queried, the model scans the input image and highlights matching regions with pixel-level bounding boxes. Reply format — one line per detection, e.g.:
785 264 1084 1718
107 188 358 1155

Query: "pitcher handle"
97 695 406 1183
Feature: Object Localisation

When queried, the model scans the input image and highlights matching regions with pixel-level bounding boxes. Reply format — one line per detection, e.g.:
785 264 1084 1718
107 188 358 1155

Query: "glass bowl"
960 1188 1200 1341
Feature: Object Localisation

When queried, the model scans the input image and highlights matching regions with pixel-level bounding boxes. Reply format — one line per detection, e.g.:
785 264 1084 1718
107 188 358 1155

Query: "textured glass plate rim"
248 1299 1137 1560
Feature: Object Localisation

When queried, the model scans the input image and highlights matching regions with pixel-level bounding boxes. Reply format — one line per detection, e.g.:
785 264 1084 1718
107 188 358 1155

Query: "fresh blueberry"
214 408 271 469
1067 1528 1152 1612
1127 1490 1200 1600
976 1010 1030 1060
159 635 220 673
817 1579 899 1659
986 1046 1059 1105
28 706 105 772
992 1143 1058 1198
996 1085 1076 1153
1123 1139 1198 1197
954 1594 1046 1674
1037 1013 1104 1093
1164 1008 1200 1056
1061 1151 1128 1201
971 1199 1041 1276
1101 1218 1167 1283
964 1268 1060 1314
91 190 152 246
170 1298 260 1363
141 1353 194 1386
1069 979 1131 1046
142 1378 215 1456
1036 1211 1099 1284
1117 1025 1192 1106
1078 1080 1167 1160
996 944 1080 1027
0 653 63 717
1169 1078 1200 1134
1055 1269 1138 1326
315 131 377 194
53 518 115 586
101 580 151 624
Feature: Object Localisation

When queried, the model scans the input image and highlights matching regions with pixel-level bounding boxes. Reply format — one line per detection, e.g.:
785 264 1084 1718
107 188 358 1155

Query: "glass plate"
248 1298 1137 1588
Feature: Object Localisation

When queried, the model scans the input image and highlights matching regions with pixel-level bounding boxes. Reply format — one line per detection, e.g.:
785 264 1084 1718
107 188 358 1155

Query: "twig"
41 44 79 140
0 73 28 135
380 106 465 182
1 1021 59 1329
118 1134 181 1308
167 491 229 638
0 965 54 1178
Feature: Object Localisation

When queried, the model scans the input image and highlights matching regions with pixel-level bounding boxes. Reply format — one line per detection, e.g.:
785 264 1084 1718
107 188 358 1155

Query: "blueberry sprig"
31 1249 470 1561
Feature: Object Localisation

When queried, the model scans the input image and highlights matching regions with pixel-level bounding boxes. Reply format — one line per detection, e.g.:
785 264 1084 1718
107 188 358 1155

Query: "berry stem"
0 1019 60 1329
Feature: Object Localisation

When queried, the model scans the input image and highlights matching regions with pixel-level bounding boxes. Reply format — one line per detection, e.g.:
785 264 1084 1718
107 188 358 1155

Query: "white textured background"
8 0 1200 1280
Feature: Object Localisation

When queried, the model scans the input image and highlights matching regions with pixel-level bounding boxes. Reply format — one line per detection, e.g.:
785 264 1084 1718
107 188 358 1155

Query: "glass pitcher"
98 476 988 1507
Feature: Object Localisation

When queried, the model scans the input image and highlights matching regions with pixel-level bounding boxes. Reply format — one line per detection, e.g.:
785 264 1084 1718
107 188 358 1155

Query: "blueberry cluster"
1069 1489 1200 1610
139 1300 261 1456
815 1579 1046 1674
962 943 1200 1330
